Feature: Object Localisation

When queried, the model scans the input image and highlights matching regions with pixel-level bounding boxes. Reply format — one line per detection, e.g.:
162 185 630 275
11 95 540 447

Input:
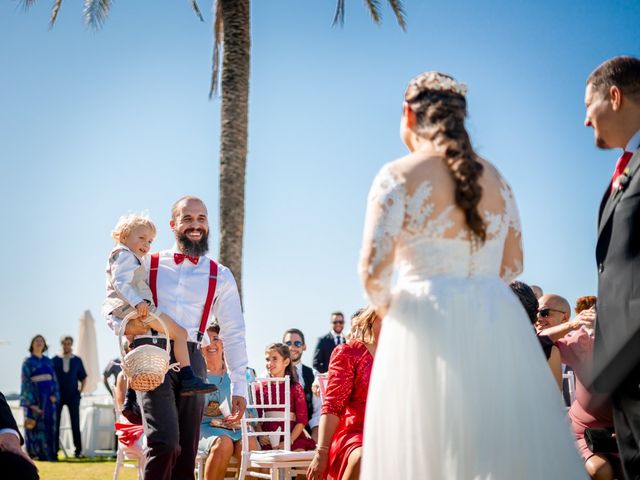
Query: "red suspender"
150 252 217 343
198 260 218 343
149 253 160 307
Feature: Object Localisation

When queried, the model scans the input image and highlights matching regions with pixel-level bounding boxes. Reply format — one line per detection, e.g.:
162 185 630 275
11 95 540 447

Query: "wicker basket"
119 311 172 392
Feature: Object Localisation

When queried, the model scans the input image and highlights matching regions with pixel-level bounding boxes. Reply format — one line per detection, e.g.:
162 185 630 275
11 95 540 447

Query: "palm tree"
22 0 405 300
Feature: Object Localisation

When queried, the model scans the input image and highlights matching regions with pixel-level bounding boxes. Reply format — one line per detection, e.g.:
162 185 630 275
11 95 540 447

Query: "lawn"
34 457 139 480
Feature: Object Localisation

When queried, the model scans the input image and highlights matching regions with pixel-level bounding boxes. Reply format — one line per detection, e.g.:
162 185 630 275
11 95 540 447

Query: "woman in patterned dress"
20 334 59 461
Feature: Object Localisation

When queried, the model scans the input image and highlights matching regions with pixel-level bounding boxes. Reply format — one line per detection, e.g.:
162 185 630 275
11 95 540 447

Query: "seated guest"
509 281 554 358
199 324 258 480
539 296 619 480
0 391 39 480
536 294 572 389
282 328 321 440
256 343 315 451
307 307 380 480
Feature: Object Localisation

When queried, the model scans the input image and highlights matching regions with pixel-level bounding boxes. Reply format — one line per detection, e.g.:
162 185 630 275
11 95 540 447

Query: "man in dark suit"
52 336 87 458
312 311 346 373
585 55 640 478
0 392 39 479
282 328 321 440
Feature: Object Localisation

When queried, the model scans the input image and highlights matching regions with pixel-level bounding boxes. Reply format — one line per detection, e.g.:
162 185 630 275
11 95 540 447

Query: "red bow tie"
174 253 199 265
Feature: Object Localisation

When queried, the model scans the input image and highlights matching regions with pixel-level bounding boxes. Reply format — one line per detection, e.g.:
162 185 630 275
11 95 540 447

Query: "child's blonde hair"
111 212 157 244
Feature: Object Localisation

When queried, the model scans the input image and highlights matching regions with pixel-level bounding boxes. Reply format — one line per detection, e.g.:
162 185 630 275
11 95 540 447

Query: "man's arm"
312 338 325 373
77 358 88 393
212 266 248 419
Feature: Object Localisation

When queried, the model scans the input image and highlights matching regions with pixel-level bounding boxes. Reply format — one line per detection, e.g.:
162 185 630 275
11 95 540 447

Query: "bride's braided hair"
405 72 486 243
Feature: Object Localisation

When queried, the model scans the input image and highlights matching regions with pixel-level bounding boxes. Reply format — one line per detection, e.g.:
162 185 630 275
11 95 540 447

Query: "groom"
585 56 640 477
125 195 248 480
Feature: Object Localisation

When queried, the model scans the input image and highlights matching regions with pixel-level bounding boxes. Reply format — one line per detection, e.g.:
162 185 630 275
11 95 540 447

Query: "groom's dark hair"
587 56 640 101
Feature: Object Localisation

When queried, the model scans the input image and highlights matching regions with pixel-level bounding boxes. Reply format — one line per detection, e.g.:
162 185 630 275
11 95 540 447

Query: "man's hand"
570 307 596 330
0 432 36 466
226 395 247 423
124 318 150 336
50 395 56 404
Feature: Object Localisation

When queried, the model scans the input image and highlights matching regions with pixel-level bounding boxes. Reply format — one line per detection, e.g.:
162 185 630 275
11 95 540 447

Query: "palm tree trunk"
218 0 250 300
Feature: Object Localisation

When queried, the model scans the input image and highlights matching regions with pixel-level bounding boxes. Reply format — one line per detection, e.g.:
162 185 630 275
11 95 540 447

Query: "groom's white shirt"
625 129 640 152
141 245 249 398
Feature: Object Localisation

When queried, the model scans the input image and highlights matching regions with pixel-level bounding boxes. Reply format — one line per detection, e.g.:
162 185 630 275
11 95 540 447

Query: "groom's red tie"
174 253 199 265
611 151 633 192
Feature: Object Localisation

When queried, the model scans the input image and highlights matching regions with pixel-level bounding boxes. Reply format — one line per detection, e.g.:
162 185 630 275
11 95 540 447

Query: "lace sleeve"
359 165 406 308
499 179 523 283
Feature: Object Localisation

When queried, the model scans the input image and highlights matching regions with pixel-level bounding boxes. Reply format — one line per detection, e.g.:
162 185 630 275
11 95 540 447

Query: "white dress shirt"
295 363 321 429
142 246 249 398
0 428 19 439
330 330 345 346
626 129 640 152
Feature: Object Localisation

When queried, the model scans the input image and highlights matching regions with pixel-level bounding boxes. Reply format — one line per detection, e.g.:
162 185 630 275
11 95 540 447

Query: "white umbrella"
76 309 100 394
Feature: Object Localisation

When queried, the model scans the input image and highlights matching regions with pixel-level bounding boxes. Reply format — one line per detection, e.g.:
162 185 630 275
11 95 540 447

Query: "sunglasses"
285 340 304 348
332 320 345 325
537 307 566 318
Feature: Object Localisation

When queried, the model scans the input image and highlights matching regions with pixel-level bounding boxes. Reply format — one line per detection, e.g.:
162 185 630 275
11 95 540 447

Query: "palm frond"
49 0 62 27
386 0 407 31
20 0 38 10
209 0 224 98
83 0 112 30
190 0 204 22
332 0 345 27
364 0 382 25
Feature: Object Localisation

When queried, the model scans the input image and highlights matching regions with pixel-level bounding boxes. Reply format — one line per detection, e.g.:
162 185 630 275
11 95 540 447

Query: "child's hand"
135 302 149 319
124 319 150 336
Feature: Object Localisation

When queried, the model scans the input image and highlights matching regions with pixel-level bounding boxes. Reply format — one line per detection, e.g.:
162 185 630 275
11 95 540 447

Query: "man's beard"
177 229 209 257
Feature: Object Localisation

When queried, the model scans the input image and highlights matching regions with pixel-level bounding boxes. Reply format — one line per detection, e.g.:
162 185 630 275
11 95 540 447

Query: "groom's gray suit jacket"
594 148 640 393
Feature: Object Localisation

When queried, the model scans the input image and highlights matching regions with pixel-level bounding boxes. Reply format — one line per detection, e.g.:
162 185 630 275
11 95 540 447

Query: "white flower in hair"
408 71 468 97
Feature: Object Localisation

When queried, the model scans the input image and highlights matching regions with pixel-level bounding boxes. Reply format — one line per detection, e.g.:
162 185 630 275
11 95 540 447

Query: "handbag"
584 427 618 454
24 417 37 430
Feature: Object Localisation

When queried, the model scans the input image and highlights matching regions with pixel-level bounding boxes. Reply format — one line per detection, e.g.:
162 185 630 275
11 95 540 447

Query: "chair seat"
248 450 315 463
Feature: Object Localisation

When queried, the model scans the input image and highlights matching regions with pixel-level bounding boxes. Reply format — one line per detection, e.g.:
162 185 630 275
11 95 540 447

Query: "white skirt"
361 276 586 479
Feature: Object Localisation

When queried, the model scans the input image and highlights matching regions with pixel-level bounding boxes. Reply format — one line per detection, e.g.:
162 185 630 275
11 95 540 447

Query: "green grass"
34 457 140 480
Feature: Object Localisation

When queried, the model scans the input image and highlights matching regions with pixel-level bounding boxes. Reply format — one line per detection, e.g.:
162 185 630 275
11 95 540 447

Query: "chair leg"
113 449 122 480
238 454 248 480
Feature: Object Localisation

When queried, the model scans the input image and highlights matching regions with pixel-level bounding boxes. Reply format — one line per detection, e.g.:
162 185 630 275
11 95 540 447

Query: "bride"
358 72 585 479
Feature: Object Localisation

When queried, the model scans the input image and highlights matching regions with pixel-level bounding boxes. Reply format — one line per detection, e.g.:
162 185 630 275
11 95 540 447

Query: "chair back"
241 376 291 453
316 373 328 404
562 369 576 405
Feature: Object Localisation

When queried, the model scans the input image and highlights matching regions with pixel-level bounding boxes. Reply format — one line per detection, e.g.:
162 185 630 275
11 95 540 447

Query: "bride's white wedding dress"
359 161 585 479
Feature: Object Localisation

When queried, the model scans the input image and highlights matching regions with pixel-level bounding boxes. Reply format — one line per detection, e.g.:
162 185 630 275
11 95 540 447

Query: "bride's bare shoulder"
386 151 449 183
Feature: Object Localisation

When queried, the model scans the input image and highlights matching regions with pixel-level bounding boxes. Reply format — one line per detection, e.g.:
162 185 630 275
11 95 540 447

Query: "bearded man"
125 195 248 480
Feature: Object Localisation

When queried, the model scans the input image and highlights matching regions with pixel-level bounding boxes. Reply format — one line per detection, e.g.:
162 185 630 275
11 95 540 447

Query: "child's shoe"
178 366 218 396
122 387 143 424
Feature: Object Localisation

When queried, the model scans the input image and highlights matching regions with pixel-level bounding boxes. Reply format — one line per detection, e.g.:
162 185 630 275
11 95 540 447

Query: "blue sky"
0 0 638 394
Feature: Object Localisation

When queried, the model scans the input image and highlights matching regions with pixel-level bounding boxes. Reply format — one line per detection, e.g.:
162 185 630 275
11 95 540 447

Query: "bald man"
535 294 571 331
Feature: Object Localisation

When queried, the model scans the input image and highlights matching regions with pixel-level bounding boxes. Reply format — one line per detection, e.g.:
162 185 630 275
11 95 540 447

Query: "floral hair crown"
405 71 468 100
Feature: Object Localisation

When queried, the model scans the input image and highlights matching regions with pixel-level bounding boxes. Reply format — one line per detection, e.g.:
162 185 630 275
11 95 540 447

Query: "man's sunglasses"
285 340 304 348
537 307 566 318
332 320 345 325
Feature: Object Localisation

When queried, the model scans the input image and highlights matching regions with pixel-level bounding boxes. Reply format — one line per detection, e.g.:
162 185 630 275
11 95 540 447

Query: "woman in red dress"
307 307 380 480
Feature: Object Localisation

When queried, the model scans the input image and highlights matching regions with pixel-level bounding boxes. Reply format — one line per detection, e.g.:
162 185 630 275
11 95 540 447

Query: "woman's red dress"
322 340 373 479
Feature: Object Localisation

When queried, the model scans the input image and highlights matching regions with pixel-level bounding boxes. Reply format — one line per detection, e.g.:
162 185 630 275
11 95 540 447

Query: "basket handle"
118 310 172 360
